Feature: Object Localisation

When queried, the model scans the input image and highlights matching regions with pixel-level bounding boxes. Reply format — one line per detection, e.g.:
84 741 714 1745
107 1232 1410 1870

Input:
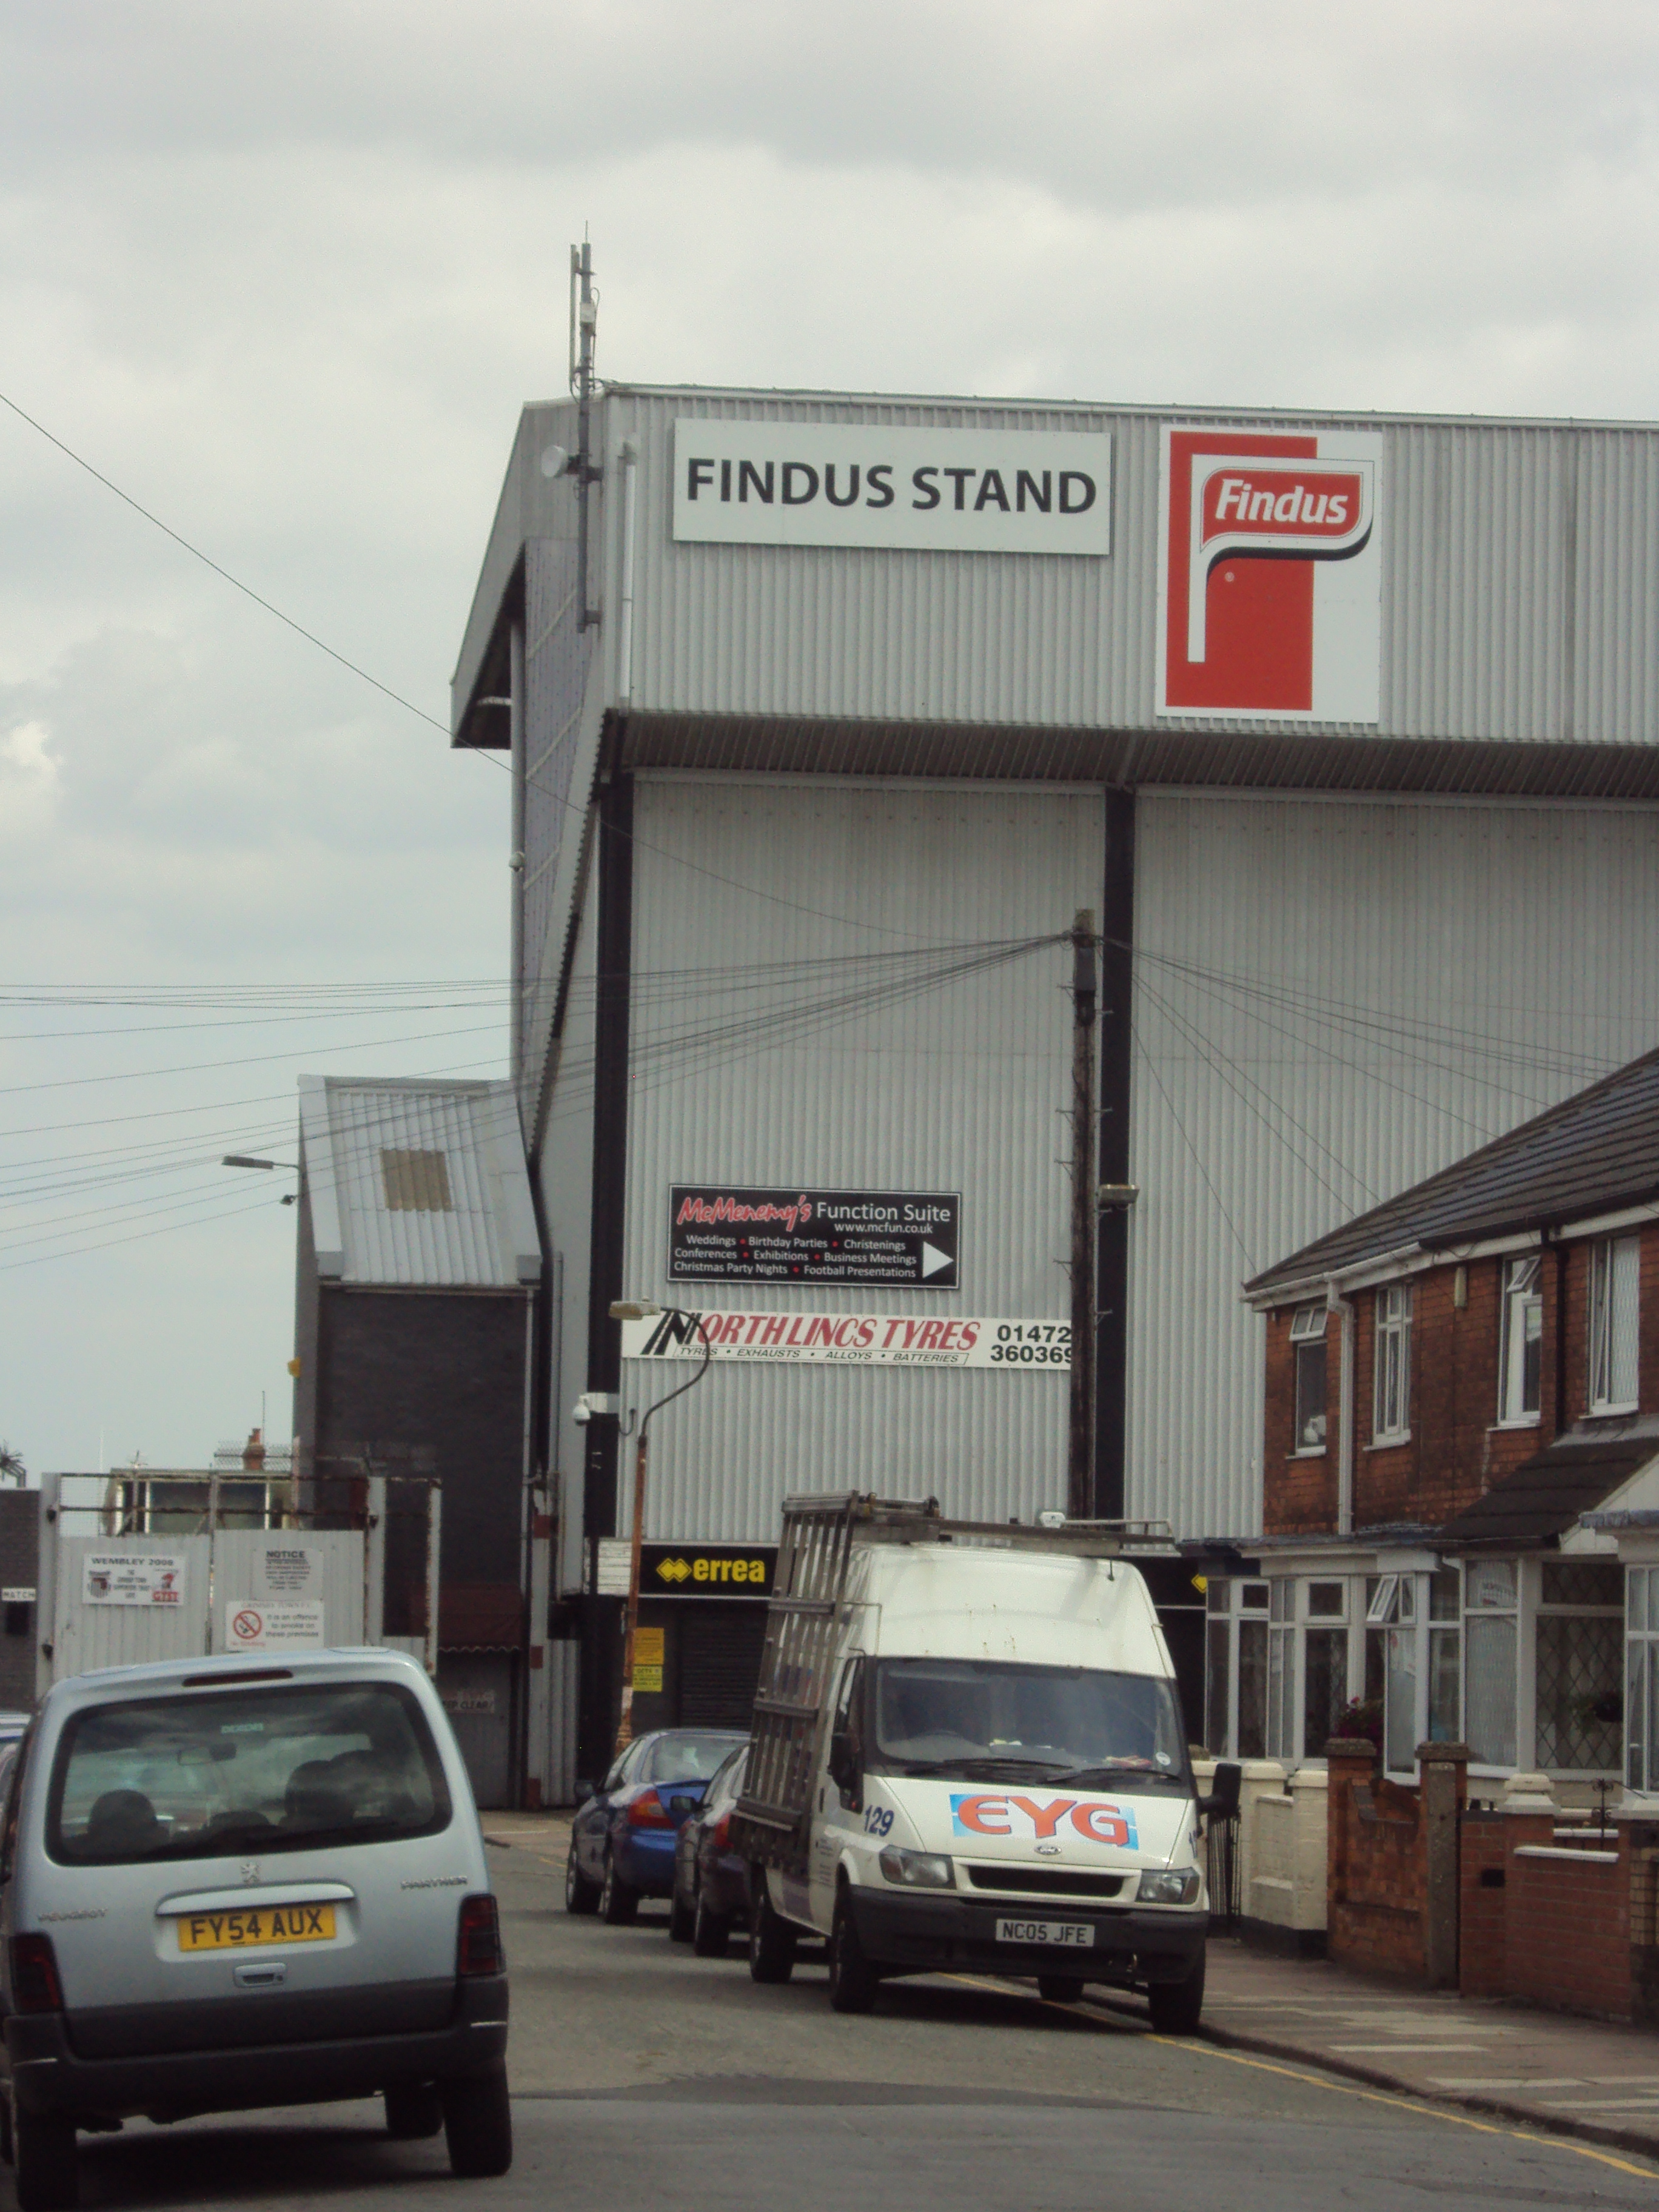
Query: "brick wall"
1261 1222 1659 1537
1326 1741 1430 1979
1456 1810 1512 1998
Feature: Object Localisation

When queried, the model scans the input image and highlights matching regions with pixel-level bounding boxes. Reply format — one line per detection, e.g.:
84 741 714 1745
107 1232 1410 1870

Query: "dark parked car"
668 1743 751 1956
565 1730 747 1925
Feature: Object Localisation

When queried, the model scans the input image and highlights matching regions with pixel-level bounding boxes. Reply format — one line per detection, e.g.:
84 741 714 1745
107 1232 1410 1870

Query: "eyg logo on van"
948 1794 1138 1849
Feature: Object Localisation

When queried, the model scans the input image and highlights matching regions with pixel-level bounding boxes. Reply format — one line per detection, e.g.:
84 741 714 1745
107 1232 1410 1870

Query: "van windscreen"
870 1659 1190 1788
47 1682 452 1865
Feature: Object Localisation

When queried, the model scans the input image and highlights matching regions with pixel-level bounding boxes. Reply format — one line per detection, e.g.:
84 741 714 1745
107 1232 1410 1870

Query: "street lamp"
606 1299 714 1755
222 1155 300 1204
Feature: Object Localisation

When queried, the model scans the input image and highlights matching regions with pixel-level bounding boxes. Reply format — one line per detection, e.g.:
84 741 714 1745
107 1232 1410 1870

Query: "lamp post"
606 1301 713 1755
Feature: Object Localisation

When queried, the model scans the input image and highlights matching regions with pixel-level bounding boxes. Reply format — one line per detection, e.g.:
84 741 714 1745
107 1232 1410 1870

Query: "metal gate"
36 1470 440 1693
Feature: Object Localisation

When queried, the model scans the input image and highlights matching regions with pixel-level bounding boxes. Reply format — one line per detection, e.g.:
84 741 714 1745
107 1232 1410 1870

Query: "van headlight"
879 1846 954 1888
1136 1868 1202 1906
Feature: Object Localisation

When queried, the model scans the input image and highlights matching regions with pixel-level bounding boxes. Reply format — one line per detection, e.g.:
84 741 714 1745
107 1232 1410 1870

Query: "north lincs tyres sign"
669 1185 960 1290
673 421 1111 557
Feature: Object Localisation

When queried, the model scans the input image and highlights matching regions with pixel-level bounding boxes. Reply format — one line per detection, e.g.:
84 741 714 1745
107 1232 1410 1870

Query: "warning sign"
669 1185 960 1289
225 1600 325 1652
84 1553 187 1607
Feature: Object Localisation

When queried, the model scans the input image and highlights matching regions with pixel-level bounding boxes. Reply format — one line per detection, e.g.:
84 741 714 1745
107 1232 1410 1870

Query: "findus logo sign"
673 420 1112 557
1157 426 1382 723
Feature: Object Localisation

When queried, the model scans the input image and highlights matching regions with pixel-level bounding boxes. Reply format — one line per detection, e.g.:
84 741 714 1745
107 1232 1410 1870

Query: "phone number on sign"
989 1324 1071 1366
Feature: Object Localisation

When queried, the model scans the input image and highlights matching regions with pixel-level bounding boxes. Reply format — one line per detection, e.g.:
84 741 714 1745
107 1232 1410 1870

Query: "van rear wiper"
892 1756 1071 1781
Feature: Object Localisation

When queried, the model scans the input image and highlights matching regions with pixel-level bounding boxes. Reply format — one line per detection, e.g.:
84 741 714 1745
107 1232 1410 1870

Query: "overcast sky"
2 1 1658 1476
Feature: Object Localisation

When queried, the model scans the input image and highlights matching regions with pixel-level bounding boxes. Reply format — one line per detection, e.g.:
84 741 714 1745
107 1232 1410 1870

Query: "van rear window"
47 1682 452 1865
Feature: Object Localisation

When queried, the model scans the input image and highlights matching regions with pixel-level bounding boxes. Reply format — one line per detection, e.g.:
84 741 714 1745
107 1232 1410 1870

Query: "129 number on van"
863 1805 894 1836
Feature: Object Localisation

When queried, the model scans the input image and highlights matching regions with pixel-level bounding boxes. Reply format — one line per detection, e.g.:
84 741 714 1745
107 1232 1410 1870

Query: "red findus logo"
1159 428 1382 722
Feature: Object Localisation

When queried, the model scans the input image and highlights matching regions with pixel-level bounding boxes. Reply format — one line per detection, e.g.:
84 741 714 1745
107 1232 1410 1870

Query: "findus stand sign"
674 421 1111 557
669 1185 960 1290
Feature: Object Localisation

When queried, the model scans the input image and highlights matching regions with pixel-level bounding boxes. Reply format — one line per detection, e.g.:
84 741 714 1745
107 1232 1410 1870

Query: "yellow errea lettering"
719 1560 731 1583
750 1560 765 1583
731 1560 748 1584
693 1558 709 1582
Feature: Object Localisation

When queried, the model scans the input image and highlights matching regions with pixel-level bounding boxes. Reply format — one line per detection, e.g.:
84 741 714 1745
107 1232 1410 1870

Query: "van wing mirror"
826 1731 857 1793
1198 1760 1241 1819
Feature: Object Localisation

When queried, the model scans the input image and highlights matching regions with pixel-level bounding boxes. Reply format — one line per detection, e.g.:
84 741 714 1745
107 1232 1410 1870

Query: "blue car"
565 1729 748 1925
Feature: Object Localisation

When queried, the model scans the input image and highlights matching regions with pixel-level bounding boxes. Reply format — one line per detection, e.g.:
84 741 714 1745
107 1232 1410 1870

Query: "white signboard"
250 1545 321 1595
673 420 1111 557
622 1309 1069 1371
225 1600 325 1652
83 1553 187 1607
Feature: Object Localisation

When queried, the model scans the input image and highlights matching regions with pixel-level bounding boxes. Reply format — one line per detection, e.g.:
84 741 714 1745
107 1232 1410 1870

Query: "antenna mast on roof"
569 238 602 631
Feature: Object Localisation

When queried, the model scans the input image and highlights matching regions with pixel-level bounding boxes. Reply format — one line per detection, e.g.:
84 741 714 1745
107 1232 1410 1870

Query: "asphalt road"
33 1837 1659 2211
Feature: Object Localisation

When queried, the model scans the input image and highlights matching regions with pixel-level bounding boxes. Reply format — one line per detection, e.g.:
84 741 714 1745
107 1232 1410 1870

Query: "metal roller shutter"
678 1603 768 1728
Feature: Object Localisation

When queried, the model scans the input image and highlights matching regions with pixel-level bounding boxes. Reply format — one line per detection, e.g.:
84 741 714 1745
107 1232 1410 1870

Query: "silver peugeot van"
0 1647 510 2210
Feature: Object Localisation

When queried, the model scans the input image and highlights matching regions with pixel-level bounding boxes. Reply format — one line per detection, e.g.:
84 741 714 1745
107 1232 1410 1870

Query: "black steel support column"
578 770 633 1779
1095 787 1136 1521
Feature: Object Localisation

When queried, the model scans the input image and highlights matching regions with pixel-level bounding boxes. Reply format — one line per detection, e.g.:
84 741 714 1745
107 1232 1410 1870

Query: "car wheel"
747 1874 797 1985
827 1891 879 2015
1036 1974 1084 2005
600 1849 639 1925
668 1883 695 1942
384 2082 444 2139
1145 1951 1206 2036
13 2111 77 2212
441 2065 513 2179
692 1892 731 1959
565 1841 602 1916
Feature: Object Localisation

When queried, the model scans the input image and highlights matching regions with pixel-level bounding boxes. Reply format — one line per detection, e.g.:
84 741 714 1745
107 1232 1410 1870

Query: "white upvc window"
1463 1558 1519 1769
1363 1566 1461 1779
1498 1255 1543 1425
1289 1305 1329 1453
1589 1235 1640 1415
1627 1566 1659 1794
1373 1284 1412 1443
1204 1577 1269 1760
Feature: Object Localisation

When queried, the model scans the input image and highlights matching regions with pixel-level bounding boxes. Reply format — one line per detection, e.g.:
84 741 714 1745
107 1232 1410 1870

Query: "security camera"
572 1401 591 1427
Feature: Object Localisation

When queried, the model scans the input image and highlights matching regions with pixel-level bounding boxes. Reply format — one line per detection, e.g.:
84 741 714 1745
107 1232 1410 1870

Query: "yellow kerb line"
942 1975 1658 2184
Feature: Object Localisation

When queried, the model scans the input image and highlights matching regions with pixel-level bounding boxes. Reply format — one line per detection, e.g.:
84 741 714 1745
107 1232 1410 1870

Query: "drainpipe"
1327 1279 1356 1537
615 438 638 710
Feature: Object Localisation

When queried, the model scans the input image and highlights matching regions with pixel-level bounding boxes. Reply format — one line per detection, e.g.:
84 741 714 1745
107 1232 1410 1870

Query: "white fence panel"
50 1535 211 1681
210 1531 364 1655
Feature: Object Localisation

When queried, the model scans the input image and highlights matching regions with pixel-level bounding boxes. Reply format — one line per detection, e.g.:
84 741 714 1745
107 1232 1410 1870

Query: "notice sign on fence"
84 1553 186 1606
670 1185 961 1290
226 1600 325 1652
622 1309 1069 1370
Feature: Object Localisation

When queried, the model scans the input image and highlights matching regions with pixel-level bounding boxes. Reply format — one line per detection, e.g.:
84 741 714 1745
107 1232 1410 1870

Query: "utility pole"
1068 910 1098 1520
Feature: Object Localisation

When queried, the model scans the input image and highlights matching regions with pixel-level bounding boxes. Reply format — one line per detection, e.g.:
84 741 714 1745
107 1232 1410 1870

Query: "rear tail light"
456 1894 504 1978
10 1933 62 2014
711 1813 731 1851
626 1788 672 1829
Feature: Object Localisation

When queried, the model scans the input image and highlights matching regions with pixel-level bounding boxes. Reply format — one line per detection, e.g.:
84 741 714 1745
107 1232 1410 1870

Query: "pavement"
1193 1937 1659 2163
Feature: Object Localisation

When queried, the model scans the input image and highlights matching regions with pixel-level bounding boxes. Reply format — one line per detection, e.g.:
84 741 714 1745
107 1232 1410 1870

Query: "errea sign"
673 420 1111 557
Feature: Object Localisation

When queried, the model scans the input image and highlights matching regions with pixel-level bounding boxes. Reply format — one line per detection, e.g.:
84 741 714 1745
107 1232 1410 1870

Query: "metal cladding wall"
1127 791 1659 1541
615 776 1103 1542
545 860 600 1595
599 388 1659 754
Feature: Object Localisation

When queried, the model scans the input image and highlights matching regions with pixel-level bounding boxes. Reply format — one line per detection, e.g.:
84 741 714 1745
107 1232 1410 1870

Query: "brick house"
1204 1046 1659 1793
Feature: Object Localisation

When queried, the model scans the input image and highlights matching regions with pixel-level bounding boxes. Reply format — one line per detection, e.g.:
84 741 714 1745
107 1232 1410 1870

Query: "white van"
734 1495 1235 2027
0 1648 509 2211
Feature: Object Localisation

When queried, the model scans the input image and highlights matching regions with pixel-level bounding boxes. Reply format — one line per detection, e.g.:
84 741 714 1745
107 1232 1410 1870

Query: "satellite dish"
540 443 570 480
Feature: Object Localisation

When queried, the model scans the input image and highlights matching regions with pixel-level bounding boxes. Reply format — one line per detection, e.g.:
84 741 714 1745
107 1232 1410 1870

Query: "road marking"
1430 2077 1590 2090
957 1972 1659 2181
1330 2042 1496 2054
1539 2095 1659 2113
